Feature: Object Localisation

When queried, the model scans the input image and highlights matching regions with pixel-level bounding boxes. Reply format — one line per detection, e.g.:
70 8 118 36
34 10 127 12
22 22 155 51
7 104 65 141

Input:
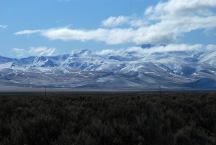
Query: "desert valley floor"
0 91 215 145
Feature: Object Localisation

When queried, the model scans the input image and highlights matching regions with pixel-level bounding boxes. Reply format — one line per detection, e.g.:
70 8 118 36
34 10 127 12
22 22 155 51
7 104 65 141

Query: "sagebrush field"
0 92 215 145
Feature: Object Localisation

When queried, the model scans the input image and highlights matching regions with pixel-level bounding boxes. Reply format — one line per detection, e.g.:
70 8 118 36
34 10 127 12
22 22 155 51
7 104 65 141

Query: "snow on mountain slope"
0 62 13 70
0 45 216 90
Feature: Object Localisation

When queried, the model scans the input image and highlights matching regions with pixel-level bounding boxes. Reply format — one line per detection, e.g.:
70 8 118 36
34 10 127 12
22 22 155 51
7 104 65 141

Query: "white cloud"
145 0 216 19
132 44 202 54
96 49 119 56
102 16 145 28
0 25 8 29
12 47 56 57
97 44 203 57
16 28 137 45
102 16 129 27
14 30 42 35
15 0 216 46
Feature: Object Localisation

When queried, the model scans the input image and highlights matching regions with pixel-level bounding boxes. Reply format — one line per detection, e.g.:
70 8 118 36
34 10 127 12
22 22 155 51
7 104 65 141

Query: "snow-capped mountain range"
1 44 216 90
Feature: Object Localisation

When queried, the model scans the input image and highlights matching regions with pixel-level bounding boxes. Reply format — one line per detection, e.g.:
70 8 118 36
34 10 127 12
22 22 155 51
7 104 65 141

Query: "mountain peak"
0 48 216 90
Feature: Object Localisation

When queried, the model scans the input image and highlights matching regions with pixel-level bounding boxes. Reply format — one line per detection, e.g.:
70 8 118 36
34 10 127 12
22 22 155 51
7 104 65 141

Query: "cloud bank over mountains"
1 43 216 89
15 0 216 46
12 47 56 58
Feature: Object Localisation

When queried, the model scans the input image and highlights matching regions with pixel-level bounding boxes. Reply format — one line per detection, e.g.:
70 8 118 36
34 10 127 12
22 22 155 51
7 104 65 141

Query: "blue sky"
0 0 216 57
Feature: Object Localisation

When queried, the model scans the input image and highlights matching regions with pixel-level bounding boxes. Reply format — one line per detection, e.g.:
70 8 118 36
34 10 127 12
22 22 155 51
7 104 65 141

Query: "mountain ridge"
0 46 216 90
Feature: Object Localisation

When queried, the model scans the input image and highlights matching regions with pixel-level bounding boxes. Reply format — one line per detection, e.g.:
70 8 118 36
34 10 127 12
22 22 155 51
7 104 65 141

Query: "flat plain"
0 91 215 145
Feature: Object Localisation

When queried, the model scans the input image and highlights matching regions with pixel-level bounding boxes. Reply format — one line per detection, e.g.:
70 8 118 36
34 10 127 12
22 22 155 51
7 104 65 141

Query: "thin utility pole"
158 79 162 97
45 86 47 97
